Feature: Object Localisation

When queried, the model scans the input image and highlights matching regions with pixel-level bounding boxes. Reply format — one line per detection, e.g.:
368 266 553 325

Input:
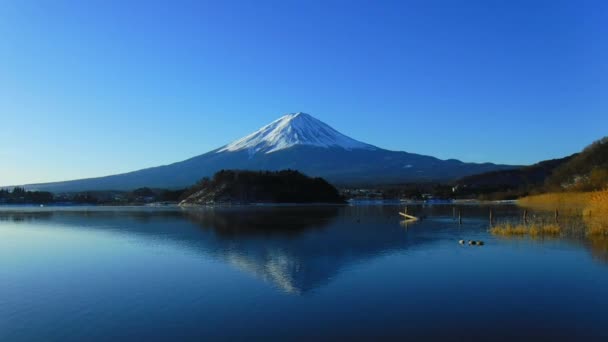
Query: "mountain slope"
22 112 516 192
545 137 608 191
458 155 574 189
455 155 574 199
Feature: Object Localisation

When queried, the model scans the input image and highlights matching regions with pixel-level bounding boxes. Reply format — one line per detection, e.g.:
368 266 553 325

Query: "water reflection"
582 236 608 264
0 206 440 294
184 207 344 293
1 205 606 295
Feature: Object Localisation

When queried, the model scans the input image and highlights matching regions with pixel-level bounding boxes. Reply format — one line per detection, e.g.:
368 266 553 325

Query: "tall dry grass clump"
583 190 608 236
490 223 561 237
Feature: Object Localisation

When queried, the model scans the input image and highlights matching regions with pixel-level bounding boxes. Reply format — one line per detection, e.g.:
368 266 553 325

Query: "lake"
1 204 608 340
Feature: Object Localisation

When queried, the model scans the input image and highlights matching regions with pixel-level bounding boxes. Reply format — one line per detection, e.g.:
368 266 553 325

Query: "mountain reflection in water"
183 206 433 294
4 205 608 340
2 205 608 295
0 206 443 294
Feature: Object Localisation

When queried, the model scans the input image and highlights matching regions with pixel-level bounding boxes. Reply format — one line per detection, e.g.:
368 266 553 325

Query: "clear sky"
1 0 607 185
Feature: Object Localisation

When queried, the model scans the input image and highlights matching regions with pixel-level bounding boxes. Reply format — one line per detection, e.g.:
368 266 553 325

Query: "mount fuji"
23 113 515 192
217 113 377 154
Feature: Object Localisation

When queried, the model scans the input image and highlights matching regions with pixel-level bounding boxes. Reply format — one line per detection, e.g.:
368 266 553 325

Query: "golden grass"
518 192 594 212
529 224 562 236
490 223 561 237
514 189 608 237
583 191 608 236
490 223 527 236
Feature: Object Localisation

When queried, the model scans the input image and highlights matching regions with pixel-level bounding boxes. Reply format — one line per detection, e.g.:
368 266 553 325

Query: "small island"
179 169 345 205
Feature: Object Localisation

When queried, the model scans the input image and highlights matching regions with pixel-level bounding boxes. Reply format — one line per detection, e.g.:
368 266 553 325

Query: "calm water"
1 205 608 341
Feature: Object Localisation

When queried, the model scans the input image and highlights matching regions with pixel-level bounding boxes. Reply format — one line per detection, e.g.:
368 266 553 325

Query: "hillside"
456 136 608 199
545 137 608 191
179 170 345 205
457 155 573 198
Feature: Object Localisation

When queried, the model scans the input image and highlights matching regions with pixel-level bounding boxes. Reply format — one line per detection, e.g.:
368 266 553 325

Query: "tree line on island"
179 169 345 205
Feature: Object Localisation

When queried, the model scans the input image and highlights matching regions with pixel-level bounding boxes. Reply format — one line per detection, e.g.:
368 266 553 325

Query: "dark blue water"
1 205 607 341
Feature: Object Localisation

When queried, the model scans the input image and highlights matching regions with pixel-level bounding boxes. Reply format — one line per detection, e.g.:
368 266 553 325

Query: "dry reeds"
513 189 608 237
518 192 593 212
490 223 561 237
583 191 608 236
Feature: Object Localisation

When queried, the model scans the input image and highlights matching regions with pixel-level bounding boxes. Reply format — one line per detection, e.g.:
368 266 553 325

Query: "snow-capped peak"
217 112 377 154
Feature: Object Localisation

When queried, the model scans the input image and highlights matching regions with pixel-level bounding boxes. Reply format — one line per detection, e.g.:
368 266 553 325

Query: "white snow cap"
218 112 377 154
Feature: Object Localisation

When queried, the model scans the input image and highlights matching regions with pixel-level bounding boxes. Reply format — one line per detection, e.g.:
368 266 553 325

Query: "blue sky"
1 0 607 185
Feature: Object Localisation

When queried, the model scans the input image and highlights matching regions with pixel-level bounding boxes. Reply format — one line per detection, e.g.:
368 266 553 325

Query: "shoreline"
0 200 519 212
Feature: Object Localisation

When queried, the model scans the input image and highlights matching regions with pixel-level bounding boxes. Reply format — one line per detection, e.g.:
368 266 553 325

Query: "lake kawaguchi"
1 204 608 341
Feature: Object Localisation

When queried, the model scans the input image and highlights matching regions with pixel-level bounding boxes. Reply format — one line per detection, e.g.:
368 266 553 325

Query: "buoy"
468 240 476 246
477 241 484 246
458 240 465 245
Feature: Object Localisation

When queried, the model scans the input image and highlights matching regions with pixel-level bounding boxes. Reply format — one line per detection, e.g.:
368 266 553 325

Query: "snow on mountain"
217 112 377 154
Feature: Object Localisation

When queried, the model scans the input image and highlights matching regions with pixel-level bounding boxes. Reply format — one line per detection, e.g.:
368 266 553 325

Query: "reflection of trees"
0 211 53 222
182 206 340 238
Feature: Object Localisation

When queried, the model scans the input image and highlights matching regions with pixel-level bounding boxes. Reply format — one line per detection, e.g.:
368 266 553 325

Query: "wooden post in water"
452 207 456 221
489 208 494 227
523 210 528 225
555 209 559 224
458 209 462 225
